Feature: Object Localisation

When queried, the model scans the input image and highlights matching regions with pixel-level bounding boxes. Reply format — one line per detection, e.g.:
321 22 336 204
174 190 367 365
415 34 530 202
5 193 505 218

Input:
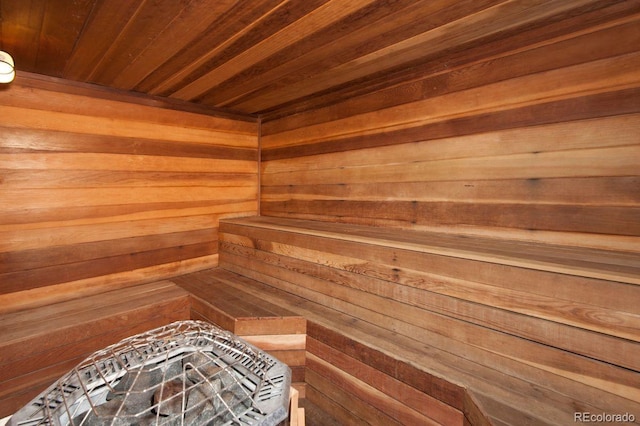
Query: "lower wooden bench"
171 269 307 395
0 281 191 417
200 268 469 425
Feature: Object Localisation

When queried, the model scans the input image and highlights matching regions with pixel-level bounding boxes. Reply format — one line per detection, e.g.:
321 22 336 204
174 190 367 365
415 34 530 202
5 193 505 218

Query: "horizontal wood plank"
242 334 306 350
262 200 640 236
9 73 258 123
263 145 639 185
261 176 640 205
263 114 640 171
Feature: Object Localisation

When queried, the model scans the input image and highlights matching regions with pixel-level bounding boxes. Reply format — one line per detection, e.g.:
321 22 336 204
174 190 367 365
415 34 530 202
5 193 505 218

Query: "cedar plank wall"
261 12 640 251
258 8 640 423
0 73 258 314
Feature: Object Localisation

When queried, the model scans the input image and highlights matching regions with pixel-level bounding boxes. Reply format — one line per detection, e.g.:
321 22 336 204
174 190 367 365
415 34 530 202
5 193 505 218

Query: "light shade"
0 50 16 83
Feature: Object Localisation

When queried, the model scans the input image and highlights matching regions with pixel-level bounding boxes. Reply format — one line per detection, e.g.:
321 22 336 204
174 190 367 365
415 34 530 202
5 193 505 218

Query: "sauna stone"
152 379 185 416
73 356 246 424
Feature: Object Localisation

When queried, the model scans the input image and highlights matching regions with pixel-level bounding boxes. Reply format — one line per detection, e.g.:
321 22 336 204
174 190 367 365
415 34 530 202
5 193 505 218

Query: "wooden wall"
254 11 640 423
260 14 640 252
0 73 258 313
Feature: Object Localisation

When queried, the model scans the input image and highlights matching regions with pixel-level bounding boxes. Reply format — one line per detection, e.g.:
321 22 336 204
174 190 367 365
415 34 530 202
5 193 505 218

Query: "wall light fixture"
0 51 16 83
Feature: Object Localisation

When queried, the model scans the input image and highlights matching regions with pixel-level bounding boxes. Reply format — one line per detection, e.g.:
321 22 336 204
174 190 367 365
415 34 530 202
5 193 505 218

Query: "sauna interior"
0 1 639 424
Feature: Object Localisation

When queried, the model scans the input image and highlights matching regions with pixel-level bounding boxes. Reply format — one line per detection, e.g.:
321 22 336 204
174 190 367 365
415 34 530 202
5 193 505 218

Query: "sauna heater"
8 321 291 426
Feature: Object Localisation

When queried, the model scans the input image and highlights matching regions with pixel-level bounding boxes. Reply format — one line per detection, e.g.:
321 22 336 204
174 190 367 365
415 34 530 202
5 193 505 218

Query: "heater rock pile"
75 351 250 425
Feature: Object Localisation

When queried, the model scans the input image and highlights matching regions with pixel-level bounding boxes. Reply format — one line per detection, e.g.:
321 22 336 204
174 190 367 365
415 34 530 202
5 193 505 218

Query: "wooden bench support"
288 386 305 426
0 281 191 417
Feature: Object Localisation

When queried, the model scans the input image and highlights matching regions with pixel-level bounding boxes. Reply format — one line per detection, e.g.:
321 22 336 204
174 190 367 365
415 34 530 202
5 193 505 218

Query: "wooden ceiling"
0 0 636 118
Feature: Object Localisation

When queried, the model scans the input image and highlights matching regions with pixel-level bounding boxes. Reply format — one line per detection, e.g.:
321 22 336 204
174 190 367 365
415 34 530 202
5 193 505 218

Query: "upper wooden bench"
0 281 191 417
218 216 640 426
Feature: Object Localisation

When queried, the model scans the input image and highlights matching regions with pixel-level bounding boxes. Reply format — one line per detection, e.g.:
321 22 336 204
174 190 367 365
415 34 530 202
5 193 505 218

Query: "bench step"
172 269 305 336
172 269 307 392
